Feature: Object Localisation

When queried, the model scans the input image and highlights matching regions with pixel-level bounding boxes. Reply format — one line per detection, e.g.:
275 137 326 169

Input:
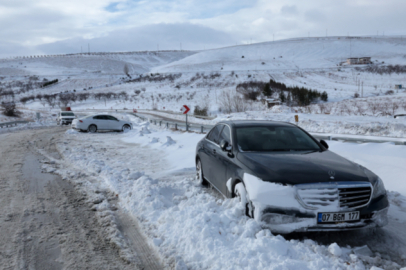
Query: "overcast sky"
1 0 406 57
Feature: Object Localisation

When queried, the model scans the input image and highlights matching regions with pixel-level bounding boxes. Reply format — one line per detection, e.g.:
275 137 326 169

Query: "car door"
93 115 108 130
201 125 223 186
212 125 233 195
105 115 119 130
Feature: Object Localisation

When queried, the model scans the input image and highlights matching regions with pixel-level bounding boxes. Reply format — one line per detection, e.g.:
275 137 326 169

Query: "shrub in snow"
1 101 21 117
194 105 208 116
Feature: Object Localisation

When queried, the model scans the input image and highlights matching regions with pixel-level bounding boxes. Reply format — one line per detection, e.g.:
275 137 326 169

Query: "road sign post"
181 105 190 131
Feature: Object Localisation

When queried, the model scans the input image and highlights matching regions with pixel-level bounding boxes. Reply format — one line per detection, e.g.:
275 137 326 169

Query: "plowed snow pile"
48 118 406 269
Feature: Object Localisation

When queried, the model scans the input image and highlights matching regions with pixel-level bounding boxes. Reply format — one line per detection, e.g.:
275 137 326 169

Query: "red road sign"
182 105 190 114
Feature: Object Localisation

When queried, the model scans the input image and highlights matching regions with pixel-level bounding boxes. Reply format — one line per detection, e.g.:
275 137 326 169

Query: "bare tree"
219 90 249 113
390 101 399 116
354 101 366 115
367 101 379 116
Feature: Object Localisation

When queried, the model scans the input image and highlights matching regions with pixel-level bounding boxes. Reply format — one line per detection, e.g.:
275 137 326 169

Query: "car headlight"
372 177 386 199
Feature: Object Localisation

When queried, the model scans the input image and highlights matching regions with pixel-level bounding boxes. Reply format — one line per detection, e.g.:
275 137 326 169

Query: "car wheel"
234 182 254 218
122 124 131 132
196 159 209 186
88 125 97 133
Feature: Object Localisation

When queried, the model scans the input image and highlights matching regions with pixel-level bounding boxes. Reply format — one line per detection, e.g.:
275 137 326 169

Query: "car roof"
218 120 295 128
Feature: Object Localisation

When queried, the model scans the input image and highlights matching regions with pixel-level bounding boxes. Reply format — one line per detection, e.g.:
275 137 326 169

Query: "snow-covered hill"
153 36 406 73
0 51 196 76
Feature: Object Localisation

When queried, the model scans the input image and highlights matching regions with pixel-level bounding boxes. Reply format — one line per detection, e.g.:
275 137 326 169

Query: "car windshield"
236 126 321 152
61 112 74 116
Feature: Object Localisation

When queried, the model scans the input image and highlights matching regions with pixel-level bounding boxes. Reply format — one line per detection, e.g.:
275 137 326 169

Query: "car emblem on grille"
328 170 335 179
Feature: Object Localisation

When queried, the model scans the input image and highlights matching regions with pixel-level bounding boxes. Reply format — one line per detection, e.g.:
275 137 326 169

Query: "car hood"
237 150 369 185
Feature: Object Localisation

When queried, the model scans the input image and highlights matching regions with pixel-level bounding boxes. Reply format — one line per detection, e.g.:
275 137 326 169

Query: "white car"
57 111 76 125
72 114 133 133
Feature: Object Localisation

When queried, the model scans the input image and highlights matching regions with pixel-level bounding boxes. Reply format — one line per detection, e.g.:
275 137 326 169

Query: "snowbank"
50 121 406 269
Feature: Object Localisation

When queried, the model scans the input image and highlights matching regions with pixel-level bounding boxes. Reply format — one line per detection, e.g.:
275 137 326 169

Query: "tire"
88 125 97 133
122 124 131 132
234 182 254 218
196 159 209 186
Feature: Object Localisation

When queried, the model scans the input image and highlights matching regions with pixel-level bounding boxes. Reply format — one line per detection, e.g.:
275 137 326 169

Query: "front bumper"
259 194 389 234
61 119 74 124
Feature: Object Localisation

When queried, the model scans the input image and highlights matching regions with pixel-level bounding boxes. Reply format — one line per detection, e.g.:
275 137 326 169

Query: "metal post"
159 121 162 126
185 113 188 131
166 122 169 128
175 123 177 130
201 126 204 133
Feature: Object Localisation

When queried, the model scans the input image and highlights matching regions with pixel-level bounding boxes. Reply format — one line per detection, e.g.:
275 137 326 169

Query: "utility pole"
88 43 90 54
81 46 82 53
180 42 182 51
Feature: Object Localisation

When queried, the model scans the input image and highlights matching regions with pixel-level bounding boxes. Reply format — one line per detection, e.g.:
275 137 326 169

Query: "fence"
0 120 29 128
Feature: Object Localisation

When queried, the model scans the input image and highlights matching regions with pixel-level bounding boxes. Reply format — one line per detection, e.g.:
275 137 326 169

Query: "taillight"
79 120 83 123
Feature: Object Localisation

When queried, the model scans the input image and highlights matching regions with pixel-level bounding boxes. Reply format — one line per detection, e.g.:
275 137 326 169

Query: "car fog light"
262 213 301 224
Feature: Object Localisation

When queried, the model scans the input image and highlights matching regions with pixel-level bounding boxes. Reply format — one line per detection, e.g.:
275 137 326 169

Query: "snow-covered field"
2 36 406 269
32 116 406 269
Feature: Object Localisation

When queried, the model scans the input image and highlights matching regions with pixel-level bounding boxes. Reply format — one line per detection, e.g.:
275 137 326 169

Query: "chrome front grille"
339 186 372 208
296 182 372 210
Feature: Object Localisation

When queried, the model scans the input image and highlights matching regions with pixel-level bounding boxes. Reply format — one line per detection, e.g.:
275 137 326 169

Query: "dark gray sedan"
195 120 389 233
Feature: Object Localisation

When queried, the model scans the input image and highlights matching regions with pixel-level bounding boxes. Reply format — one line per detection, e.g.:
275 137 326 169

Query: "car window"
218 125 231 144
93 115 102 120
106 115 118 121
207 125 223 144
236 126 320 152
61 112 74 116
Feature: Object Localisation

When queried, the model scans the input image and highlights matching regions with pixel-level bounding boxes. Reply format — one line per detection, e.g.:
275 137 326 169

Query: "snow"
328 141 406 196
34 118 406 269
328 243 343 257
2 36 406 269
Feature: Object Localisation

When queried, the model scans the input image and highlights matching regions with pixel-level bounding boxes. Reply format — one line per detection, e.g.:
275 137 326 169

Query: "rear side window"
207 125 223 144
218 125 231 144
106 115 118 121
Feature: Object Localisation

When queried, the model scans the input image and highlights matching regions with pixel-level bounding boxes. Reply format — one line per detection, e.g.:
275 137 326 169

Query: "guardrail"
133 114 406 145
136 109 216 120
0 120 29 128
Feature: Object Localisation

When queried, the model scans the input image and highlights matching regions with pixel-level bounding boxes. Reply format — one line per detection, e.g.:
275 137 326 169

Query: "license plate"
317 211 360 223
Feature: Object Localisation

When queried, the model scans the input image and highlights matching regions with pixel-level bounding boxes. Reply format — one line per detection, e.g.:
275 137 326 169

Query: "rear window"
61 112 74 116
236 126 320 152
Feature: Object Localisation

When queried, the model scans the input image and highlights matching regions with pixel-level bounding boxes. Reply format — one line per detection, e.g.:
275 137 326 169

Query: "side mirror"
220 140 232 152
320 140 329 149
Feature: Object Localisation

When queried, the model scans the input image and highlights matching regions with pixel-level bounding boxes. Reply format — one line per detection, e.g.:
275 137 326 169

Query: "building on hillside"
394 84 403 89
264 98 281 108
346 57 372 65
